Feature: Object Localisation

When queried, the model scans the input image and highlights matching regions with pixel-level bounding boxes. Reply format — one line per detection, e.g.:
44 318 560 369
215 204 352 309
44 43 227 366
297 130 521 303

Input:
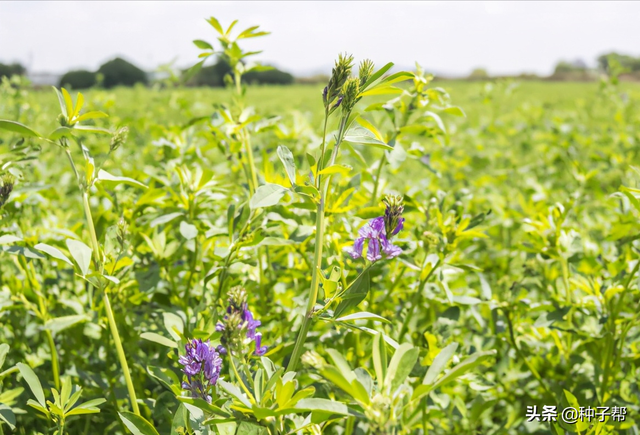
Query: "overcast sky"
1 1 639 77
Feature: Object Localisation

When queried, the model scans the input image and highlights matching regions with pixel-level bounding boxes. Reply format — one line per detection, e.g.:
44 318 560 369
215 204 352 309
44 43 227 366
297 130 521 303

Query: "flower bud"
359 59 375 87
0 174 15 208
57 113 69 127
324 53 354 108
340 77 360 114
110 126 129 152
383 195 405 239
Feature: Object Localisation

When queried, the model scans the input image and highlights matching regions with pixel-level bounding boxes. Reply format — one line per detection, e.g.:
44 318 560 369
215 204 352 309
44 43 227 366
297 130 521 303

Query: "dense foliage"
1 16 639 435
188 59 294 87
97 57 148 89
0 63 26 79
58 70 98 90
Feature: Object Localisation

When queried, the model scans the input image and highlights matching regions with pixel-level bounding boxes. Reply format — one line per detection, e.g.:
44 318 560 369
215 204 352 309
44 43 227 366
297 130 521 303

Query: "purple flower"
217 286 268 357
178 339 222 403
347 196 405 262
254 332 267 356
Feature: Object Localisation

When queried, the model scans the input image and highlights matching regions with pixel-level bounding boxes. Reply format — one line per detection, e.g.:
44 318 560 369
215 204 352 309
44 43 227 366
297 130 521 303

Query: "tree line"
0 56 294 89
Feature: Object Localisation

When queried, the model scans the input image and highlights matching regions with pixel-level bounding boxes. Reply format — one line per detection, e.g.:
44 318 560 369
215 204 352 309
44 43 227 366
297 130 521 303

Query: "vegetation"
188 58 294 87
97 57 148 89
59 70 98 89
0 15 639 435
0 63 26 79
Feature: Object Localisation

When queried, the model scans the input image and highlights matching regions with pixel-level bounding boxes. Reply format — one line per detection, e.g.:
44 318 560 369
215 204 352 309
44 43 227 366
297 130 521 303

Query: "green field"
1 64 640 435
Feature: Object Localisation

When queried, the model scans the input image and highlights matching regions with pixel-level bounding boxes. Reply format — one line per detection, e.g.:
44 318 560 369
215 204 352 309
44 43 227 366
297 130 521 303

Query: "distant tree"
97 57 147 88
59 69 97 89
187 59 232 87
598 52 640 73
245 67 293 85
468 68 489 80
187 58 293 87
554 61 582 74
0 63 26 79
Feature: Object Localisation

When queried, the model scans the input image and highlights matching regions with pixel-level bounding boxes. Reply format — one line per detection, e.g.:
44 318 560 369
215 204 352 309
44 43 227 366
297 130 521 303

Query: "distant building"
27 72 61 86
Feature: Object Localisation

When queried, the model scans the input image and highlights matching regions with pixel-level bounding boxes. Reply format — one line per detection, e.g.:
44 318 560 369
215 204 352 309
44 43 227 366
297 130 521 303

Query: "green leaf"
71 125 111 135
443 106 466 117
333 268 371 318
430 350 496 392
361 62 394 91
44 315 90 335
0 120 41 138
294 398 350 416
119 411 160 435
179 221 198 240
147 366 181 394
61 88 74 119
0 235 22 245
140 332 178 348
423 343 458 385
250 183 288 209
385 343 419 393
52 87 67 116
277 145 296 186
336 312 390 324
34 243 73 266
49 126 74 140
75 111 108 123
218 379 252 408
207 16 224 34
372 332 387 383
171 404 190 434
66 398 106 416
0 404 15 430
66 239 92 276
193 39 213 50
317 164 352 176
150 212 183 228
0 343 8 370
177 397 229 417
163 312 184 341
97 169 147 189
17 363 46 408
344 126 393 150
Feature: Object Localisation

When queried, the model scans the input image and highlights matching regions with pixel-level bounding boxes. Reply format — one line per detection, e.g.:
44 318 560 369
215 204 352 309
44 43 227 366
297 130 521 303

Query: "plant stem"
103 291 140 415
229 356 255 404
370 153 387 206
397 257 440 341
243 131 258 195
45 330 60 391
81 191 140 415
21 258 61 391
287 115 348 372
504 309 555 400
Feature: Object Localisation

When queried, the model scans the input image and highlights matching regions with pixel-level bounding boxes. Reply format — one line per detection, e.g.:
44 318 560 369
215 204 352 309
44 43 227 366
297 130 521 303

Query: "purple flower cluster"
347 195 405 262
217 287 268 357
178 339 223 403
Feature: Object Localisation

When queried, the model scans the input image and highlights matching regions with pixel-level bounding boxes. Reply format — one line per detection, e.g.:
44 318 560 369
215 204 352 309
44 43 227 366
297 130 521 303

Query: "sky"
1 1 639 77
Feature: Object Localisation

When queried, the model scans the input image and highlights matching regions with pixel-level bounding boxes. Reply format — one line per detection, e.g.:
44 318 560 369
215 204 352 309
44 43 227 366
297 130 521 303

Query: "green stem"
81 192 140 415
370 153 387 206
504 309 555 400
287 115 348 372
22 258 60 391
45 330 61 391
229 356 255 405
316 109 329 177
243 132 258 195
397 257 440 341
103 291 140 415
